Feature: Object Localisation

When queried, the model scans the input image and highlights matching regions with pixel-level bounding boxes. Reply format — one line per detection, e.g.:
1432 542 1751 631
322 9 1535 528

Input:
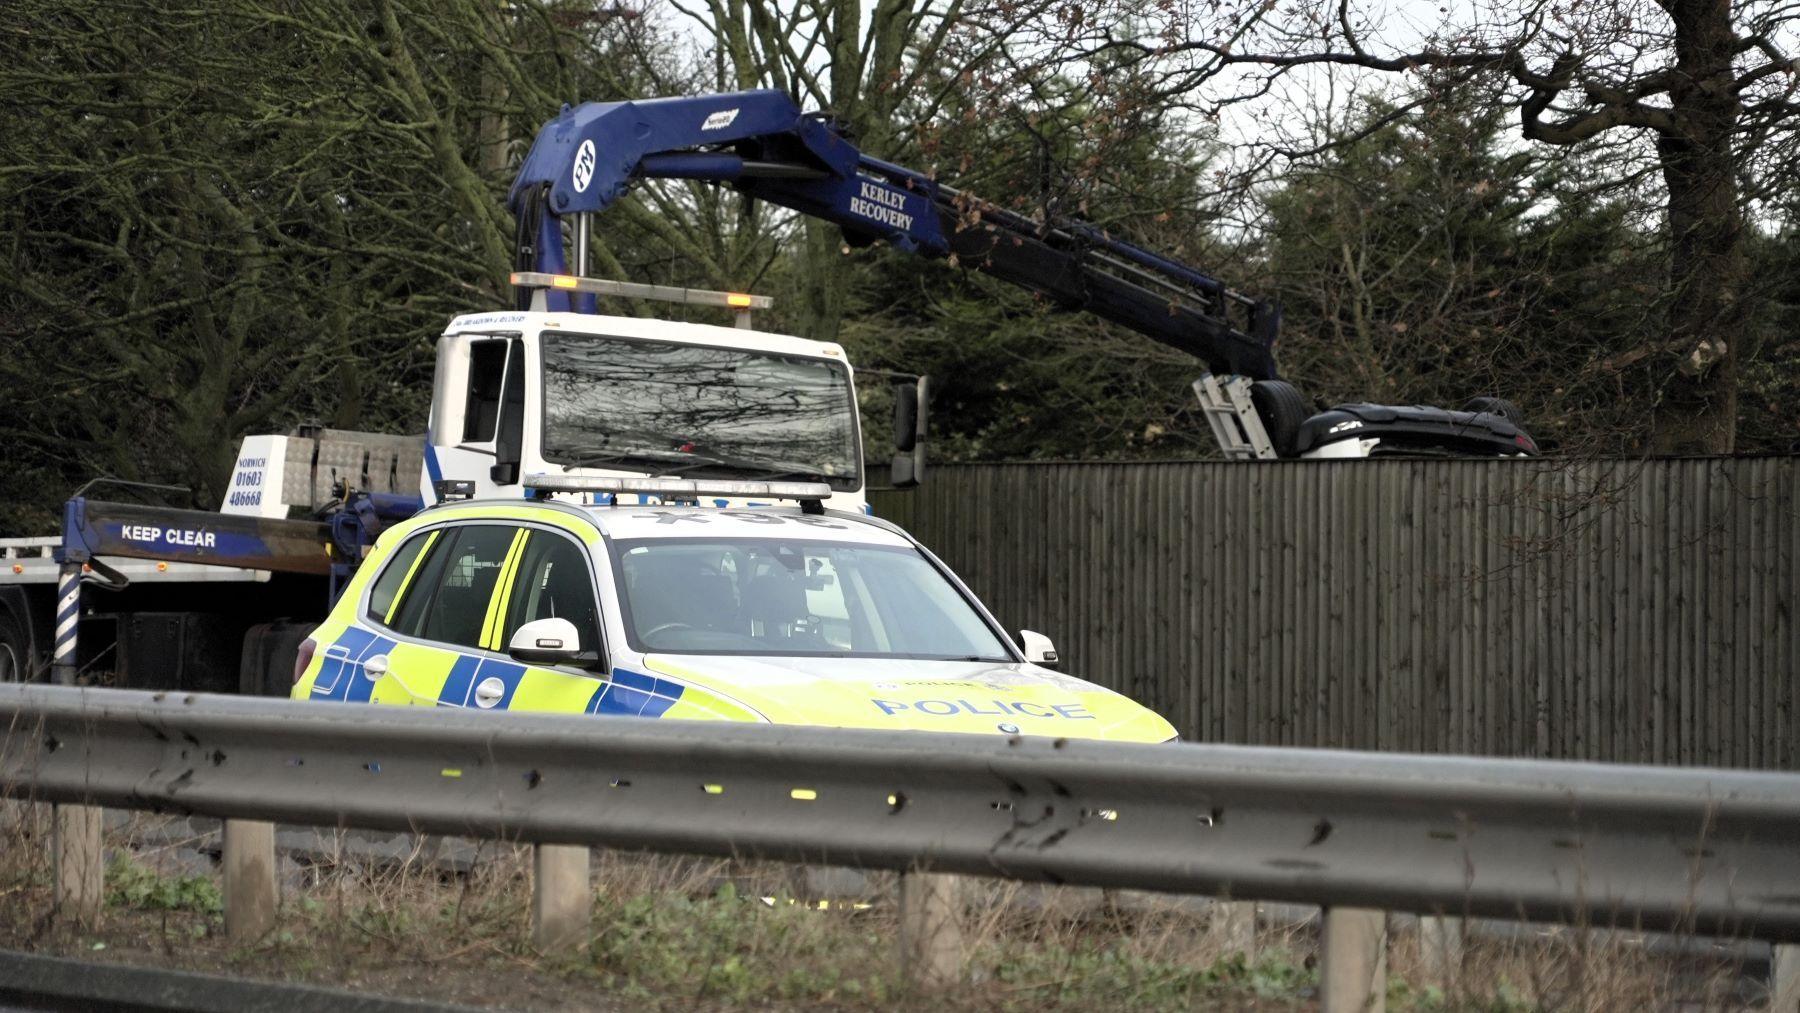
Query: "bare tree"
657 0 980 341
996 0 1800 453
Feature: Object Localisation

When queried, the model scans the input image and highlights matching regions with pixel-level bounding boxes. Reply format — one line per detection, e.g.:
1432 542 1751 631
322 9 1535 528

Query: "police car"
292 477 1178 743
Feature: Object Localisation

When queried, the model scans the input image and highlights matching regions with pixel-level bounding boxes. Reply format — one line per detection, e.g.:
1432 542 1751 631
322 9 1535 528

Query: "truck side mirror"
1019 630 1059 668
890 375 929 489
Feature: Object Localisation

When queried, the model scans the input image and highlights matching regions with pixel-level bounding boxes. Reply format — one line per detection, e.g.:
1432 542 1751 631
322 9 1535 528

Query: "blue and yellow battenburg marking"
304 625 759 721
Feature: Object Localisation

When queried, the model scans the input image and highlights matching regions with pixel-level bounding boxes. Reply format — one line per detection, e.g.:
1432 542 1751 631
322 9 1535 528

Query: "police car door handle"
361 655 389 679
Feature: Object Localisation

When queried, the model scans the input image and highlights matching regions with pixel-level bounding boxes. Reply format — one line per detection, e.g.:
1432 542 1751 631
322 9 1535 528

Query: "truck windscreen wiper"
555 451 693 471
728 469 824 482
658 457 834 482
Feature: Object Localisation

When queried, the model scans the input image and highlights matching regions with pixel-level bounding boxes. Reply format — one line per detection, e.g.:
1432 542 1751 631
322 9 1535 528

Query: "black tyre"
1249 380 1310 458
0 603 31 683
1464 396 1524 425
239 621 316 697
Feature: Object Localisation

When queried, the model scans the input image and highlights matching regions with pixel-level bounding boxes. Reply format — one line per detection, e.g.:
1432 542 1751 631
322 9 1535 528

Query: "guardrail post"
1418 914 1462 985
531 843 590 950
1320 906 1387 1013
1213 900 1257 958
223 819 278 941
53 804 103 925
898 870 963 990
1773 944 1800 1012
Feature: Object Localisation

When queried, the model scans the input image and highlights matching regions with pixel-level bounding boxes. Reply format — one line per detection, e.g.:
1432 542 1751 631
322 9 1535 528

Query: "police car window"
366 531 436 626
614 538 1010 661
391 525 520 650
500 532 602 661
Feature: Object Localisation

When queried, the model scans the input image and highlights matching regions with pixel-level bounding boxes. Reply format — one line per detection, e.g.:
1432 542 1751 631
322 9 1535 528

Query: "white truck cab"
426 309 886 513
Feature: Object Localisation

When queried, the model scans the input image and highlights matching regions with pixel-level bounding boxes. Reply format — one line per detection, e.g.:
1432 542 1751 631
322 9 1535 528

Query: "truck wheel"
240 621 316 697
0 606 30 683
1249 380 1309 458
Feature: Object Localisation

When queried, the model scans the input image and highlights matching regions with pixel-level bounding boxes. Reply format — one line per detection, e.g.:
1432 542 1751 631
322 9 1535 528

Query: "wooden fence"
871 457 1800 769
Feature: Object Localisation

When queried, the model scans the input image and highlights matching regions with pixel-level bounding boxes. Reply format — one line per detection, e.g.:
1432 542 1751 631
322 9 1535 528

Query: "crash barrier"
5 686 1800 1010
871 457 1800 769
0 948 482 1013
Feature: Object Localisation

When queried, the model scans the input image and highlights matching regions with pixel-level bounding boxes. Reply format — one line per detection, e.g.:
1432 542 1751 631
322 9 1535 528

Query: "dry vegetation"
0 803 1757 1010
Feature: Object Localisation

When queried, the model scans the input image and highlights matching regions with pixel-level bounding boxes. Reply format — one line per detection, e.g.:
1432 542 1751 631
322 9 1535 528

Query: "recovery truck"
0 89 1535 693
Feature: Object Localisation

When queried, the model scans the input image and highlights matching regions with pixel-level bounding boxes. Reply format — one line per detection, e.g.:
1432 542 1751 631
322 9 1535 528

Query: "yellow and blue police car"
292 480 1177 743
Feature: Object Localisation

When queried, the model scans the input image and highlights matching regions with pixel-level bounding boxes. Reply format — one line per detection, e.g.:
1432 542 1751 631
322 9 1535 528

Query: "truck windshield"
614 538 1014 661
540 332 859 490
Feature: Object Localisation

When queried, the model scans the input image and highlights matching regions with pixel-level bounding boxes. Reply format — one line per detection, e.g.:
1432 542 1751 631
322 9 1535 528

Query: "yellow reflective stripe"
490 549 521 648
366 643 458 706
384 530 441 625
388 504 603 546
662 692 764 723
495 530 532 647
478 529 526 650
479 529 530 650
509 668 604 713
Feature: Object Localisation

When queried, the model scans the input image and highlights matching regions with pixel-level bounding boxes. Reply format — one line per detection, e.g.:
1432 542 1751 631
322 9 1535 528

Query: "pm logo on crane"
572 140 596 193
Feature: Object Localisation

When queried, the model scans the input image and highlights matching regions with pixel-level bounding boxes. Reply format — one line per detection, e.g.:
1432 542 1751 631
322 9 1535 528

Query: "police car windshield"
613 538 1014 661
541 333 859 490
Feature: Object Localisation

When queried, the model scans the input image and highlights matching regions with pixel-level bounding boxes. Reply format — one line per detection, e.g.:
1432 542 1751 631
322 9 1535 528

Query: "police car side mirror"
1019 630 1058 668
508 617 582 665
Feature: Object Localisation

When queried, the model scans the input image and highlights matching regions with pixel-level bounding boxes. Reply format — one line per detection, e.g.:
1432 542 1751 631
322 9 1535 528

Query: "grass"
106 853 222 914
0 802 1757 1010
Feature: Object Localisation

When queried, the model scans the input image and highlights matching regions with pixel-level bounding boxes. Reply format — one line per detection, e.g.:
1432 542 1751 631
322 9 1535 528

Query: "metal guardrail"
5 685 1800 944
0 948 482 1013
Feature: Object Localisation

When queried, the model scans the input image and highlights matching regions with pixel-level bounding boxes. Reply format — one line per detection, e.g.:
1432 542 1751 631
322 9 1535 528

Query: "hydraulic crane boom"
508 90 1280 380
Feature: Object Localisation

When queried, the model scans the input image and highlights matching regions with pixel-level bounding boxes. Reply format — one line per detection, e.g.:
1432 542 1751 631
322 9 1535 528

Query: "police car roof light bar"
524 474 832 503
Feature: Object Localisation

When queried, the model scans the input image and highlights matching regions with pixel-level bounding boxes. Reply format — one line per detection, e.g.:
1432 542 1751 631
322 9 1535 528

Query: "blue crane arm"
509 91 1279 380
